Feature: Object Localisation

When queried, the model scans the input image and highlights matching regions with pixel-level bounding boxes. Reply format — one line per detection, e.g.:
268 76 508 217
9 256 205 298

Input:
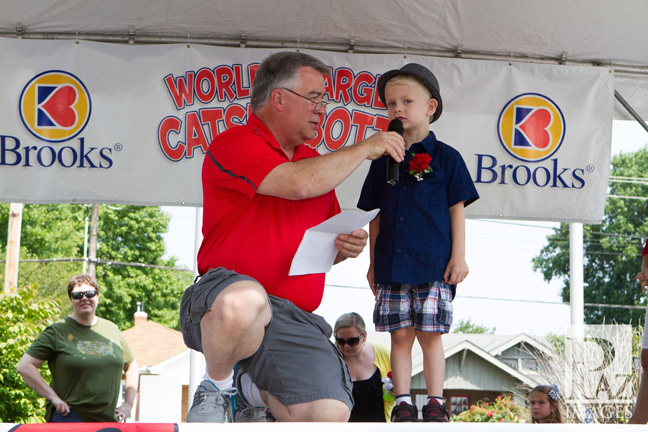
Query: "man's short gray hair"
250 51 331 112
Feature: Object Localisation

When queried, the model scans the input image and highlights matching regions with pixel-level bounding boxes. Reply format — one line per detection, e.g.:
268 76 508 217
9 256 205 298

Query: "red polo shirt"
198 114 341 312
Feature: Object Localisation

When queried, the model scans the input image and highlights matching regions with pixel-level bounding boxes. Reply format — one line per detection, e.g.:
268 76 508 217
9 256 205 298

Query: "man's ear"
270 88 286 112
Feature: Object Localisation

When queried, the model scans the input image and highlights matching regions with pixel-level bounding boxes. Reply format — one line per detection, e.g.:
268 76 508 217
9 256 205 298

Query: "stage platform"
2 423 647 431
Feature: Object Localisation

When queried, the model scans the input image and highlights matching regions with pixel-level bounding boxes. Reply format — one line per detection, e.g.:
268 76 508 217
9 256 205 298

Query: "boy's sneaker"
391 402 419 422
422 402 450 422
232 366 269 422
187 380 237 422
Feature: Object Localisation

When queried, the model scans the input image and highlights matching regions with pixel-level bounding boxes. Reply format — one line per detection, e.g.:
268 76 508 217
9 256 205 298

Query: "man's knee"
208 280 270 325
323 402 351 422
329 402 351 422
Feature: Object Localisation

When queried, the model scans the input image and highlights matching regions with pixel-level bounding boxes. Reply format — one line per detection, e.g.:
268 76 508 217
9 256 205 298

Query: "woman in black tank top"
334 312 393 422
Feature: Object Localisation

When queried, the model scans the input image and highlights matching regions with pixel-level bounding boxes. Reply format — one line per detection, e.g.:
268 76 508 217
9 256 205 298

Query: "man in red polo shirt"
180 51 405 423
197 110 340 313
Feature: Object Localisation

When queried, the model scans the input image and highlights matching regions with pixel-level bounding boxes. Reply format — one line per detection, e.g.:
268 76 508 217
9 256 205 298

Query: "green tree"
0 286 61 423
533 148 648 324
92 205 191 329
0 204 192 329
0 203 87 306
452 318 495 334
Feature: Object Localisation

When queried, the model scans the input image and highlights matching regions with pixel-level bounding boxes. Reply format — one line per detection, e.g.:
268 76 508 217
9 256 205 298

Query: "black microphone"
386 118 404 186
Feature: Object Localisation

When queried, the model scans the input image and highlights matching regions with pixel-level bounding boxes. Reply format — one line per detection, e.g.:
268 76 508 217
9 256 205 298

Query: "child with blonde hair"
529 384 563 423
358 63 479 422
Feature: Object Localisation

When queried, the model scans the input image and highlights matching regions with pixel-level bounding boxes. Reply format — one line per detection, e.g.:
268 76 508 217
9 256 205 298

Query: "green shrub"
452 395 528 423
0 286 60 423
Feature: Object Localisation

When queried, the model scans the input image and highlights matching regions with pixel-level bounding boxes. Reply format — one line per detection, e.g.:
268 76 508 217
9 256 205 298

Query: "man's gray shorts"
180 267 353 409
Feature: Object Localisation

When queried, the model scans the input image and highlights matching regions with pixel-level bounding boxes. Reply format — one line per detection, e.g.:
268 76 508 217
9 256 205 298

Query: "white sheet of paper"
289 209 379 276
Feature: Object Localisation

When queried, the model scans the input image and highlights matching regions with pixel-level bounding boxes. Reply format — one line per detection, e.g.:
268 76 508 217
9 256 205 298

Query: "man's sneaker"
422 402 450 422
235 406 270 422
391 402 418 422
232 366 269 422
187 380 237 423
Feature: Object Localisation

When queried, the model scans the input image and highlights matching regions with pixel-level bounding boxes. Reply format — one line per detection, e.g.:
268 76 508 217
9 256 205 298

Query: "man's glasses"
282 88 329 111
335 334 364 347
70 290 98 300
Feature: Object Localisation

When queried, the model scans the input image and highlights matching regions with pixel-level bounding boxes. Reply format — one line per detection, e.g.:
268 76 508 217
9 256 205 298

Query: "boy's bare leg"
416 331 445 397
391 326 416 396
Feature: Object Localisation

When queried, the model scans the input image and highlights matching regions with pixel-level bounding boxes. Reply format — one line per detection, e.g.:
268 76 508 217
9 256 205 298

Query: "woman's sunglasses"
70 290 98 300
335 334 364 347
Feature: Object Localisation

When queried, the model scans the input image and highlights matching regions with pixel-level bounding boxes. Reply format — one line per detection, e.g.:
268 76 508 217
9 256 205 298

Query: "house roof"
443 339 539 387
122 312 189 368
443 333 552 357
368 331 549 355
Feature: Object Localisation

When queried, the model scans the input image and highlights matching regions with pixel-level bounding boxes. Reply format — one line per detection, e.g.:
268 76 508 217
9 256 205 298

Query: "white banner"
0 39 613 223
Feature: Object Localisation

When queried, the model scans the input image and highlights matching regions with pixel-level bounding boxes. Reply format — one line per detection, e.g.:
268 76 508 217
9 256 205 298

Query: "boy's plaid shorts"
373 281 454 332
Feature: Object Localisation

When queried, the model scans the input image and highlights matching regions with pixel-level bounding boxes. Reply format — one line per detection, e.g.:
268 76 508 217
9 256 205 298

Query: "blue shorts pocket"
437 298 453 326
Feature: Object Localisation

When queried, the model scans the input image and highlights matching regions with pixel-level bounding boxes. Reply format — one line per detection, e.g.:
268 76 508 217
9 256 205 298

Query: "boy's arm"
443 202 468 284
367 215 380 293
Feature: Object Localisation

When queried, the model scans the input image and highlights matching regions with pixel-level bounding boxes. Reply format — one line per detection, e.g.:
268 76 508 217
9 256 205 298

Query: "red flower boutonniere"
408 153 432 181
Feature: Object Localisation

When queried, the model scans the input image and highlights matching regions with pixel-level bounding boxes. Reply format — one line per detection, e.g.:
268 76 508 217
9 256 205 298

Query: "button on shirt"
357 131 479 285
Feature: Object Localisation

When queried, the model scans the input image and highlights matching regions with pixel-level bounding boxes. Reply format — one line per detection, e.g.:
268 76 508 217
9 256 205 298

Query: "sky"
162 120 648 337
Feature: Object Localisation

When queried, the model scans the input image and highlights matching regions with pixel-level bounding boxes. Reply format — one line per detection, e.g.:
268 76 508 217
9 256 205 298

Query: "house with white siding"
368 331 551 417
122 307 191 422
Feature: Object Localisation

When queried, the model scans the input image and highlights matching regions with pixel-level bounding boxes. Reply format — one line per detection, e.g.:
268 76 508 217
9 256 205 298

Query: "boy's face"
384 80 437 132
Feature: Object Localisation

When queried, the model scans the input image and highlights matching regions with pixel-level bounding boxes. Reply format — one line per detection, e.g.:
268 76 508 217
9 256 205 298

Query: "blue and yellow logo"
19 70 92 143
497 93 565 162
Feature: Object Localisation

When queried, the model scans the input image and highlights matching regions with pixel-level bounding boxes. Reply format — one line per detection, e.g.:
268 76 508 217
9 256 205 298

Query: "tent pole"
615 90 648 134
570 223 585 337
1 31 648 76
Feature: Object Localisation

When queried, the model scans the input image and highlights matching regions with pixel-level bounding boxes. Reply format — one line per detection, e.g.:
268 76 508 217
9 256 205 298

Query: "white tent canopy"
1 0 641 389
2 0 648 124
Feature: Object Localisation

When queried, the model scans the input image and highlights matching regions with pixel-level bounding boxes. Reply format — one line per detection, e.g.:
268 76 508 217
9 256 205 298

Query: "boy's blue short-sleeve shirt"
357 131 479 285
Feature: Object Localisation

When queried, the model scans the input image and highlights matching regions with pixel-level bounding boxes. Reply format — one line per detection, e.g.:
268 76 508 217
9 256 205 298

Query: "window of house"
521 358 539 371
451 396 469 415
501 358 518 369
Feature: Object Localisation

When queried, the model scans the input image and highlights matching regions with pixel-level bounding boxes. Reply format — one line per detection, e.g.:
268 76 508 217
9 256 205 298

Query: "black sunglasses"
70 290 98 300
335 334 364 347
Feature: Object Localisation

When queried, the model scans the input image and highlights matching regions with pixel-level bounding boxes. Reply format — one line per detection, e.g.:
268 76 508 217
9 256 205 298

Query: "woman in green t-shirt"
17 274 139 423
